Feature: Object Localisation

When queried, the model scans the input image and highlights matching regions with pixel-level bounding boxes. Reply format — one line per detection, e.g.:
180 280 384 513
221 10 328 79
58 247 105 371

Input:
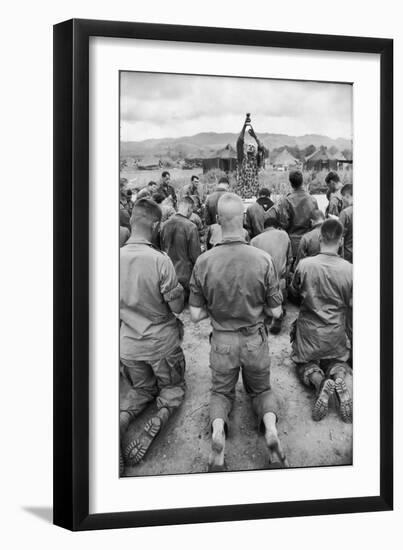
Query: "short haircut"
131 198 162 227
321 218 343 244
218 176 229 185
179 195 194 208
217 192 244 221
136 188 151 199
311 209 325 223
147 180 157 187
161 171 170 179
258 187 271 197
341 184 353 196
264 217 278 229
289 170 303 189
191 175 199 182
325 171 340 185
152 192 165 204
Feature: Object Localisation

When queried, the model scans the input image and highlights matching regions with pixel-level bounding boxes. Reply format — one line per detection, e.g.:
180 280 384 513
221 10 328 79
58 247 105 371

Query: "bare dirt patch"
121 303 352 477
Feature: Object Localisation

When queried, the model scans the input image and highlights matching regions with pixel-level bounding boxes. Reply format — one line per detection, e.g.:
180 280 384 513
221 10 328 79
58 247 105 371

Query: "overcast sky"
120 72 352 141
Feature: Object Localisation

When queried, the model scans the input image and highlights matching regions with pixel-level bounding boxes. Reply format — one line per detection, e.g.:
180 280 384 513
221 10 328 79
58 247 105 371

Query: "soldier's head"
341 183 353 207
177 196 194 218
147 180 158 193
217 192 244 235
264 217 278 230
152 192 165 204
289 170 304 190
258 187 271 198
320 218 343 251
131 198 162 237
310 209 325 227
161 171 171 184
325 171 342 193
216 177 229 192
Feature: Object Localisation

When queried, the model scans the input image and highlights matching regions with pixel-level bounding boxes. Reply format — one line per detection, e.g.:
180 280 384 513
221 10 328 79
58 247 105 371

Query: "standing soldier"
244 187 274 239
120 198 186 467
204 178 229 226
291 219 353 423
157 171 177 208
325 171 344 218
160 196 201 302
339 184 353 263
251 218 293 334
189 193 288 471
267 170 318 264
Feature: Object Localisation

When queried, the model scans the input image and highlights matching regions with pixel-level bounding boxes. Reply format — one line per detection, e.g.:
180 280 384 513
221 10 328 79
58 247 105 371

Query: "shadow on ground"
22 506 53 524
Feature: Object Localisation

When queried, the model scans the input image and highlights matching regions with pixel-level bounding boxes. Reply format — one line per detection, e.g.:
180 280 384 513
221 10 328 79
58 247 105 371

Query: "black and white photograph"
119 71 354 477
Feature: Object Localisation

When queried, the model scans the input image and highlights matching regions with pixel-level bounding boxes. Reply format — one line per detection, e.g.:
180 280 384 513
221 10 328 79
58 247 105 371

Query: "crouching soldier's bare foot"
124 407 170 466
208 418 226 472
263 412 289 467
334 378 353 423
312 379 335 422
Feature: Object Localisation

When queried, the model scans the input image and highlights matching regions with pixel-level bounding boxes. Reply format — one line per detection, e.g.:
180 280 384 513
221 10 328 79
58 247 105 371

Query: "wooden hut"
202 144 237 174
304 146 338 171
271 148 299 170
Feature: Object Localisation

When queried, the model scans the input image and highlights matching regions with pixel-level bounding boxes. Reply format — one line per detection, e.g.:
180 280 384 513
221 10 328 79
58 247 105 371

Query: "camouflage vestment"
235 156 259 198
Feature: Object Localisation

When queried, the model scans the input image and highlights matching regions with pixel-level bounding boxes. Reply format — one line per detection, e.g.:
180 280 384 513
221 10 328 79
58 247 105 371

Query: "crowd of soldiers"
119 167 353 474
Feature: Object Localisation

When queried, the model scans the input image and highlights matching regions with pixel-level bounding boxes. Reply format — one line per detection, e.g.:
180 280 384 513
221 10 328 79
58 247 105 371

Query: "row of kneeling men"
119 184 353 474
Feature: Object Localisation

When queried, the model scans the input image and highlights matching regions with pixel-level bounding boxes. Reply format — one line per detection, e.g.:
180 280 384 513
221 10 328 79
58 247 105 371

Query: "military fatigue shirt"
267 189 318 256
206 224 250 249
326 191 344 217
160 213 201 290
158 183 177 208
296 223 344 265
339 205 353 263
251 227 292 280
245 198 274 238
189 237 282 331
120 226 130 247
120 237 183 361
204 190 226 226
291 252 352 363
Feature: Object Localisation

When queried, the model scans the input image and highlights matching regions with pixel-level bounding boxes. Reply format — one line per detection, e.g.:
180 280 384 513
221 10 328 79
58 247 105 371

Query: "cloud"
120 71 352 140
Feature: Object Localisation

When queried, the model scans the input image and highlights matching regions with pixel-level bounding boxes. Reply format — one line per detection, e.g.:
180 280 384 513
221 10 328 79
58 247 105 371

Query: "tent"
202 144 237 174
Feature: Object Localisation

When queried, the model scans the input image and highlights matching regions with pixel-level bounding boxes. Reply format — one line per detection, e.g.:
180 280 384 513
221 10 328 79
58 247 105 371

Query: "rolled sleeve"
265 259 283 308
189 262 206 308
160 255 184 303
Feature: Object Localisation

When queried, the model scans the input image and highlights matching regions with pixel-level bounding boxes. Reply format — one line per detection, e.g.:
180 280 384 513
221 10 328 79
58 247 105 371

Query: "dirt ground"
121 302 352 477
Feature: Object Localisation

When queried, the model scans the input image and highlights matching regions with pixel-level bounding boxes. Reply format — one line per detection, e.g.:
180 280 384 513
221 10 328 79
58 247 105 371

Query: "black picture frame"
53 18 393 531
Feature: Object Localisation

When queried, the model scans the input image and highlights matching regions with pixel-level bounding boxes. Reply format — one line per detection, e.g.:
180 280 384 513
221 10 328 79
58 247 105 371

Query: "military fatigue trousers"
120 346 186 417
209 325 280 433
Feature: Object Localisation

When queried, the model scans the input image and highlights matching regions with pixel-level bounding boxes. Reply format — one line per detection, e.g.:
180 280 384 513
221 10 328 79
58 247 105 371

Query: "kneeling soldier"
189 193 288 471
291 218 353 423
120 198 186 469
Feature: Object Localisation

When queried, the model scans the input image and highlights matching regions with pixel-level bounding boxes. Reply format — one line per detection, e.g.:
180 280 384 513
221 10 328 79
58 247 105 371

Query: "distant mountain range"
121 132 352 160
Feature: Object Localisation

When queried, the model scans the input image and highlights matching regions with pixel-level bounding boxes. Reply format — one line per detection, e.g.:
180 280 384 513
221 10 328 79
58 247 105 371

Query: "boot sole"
124 416 162 466
312 379 335 421
334 378 353 423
